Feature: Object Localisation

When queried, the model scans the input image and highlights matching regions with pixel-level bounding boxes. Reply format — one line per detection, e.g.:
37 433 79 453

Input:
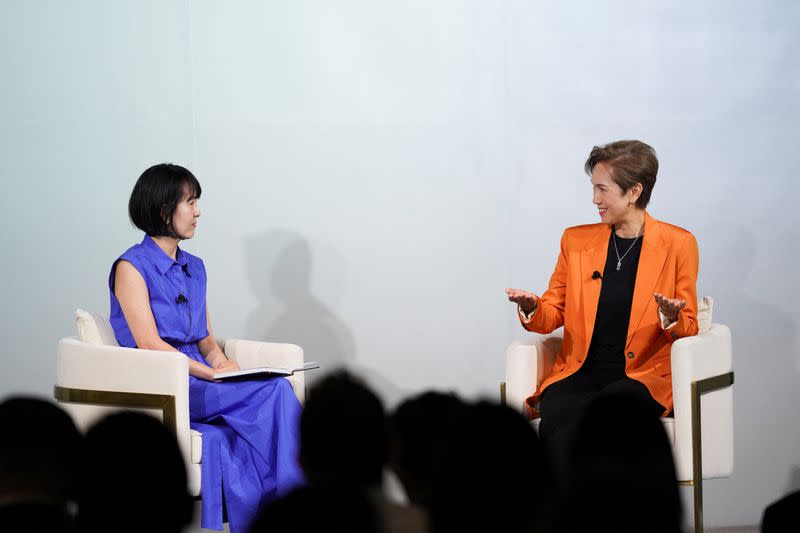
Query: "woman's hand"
213 359 240 373
201 359 241 382
653 292 686 320
505 288 540 315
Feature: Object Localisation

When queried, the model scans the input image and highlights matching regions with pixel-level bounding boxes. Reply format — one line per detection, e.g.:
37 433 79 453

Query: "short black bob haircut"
129 163 201 237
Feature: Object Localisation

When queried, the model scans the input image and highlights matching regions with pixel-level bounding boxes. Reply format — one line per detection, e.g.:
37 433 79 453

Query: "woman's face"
591 161 641 225
169 187 201 240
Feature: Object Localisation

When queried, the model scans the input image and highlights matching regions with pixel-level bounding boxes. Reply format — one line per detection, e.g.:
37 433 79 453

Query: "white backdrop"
1 1 798 528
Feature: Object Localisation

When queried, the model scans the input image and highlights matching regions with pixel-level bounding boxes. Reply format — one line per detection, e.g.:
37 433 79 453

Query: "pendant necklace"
613 225 642 271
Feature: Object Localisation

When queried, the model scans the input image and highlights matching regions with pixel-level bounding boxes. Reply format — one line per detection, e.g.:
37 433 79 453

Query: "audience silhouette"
78 411 193 533
761 489 800 533
389 392 469 512
390 393 551 533
252 370 427 533
559 390 682 533
467 401 553 533
0 397 82 533
3 369 777 532
299 370 387 489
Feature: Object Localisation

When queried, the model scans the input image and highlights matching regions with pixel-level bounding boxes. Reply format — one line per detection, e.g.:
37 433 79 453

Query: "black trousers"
537 367 664 480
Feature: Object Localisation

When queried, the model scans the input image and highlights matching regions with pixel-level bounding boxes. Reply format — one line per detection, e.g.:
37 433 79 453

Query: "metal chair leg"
691 379 704 533
690 372 734 533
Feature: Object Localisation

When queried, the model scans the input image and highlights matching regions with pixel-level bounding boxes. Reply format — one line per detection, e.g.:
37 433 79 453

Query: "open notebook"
213 362 320 380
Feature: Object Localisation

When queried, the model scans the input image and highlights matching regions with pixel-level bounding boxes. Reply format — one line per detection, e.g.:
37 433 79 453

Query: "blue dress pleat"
185 347 305 532
192 422 223 530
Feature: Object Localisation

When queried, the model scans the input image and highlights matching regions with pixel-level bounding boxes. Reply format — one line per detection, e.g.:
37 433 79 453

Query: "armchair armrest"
671 324 733 386
504 333 562 413
670 324 734 481
222 339 306 404
57 337 189 395
55 337 192 469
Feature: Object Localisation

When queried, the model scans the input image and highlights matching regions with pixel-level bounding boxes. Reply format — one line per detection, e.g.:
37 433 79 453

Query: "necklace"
612 226 643 271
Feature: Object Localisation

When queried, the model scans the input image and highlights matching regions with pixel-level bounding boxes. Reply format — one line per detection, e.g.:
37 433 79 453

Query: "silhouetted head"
389 391 470 507
300 370 386 488
466 401 552 532
391 395 550 533
78 411 192 533
563 391 681 533
761 489 800 533
0 396 81 507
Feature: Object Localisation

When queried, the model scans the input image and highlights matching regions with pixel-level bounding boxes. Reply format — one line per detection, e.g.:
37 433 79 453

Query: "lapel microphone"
175 293 189 304
592 271 603 280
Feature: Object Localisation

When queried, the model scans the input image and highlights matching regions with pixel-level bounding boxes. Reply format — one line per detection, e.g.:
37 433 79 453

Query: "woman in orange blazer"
506 140 698 453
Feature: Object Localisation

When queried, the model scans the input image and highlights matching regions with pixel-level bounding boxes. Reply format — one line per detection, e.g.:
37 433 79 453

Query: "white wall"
1 1 798 528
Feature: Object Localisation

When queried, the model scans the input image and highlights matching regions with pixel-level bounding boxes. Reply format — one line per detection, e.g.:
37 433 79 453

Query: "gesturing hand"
505 288 540 315
653 292 686 320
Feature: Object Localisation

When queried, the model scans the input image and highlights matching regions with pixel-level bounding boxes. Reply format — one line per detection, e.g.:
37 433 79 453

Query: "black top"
582 229 644 379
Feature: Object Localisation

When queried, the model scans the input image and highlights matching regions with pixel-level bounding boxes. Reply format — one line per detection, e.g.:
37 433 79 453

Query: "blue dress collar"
141 235 189 275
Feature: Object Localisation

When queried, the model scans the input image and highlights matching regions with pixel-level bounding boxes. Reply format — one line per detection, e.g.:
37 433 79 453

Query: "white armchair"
502 323 734 533
54 310 306 498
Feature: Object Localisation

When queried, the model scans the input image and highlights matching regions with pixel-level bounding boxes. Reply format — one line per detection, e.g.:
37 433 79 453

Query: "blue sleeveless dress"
109 235 304 533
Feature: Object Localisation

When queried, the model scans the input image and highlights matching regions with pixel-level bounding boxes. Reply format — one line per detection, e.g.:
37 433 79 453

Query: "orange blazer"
521 211 699 418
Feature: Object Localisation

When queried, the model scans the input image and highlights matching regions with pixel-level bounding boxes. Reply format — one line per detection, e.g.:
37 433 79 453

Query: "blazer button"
627 351 635 359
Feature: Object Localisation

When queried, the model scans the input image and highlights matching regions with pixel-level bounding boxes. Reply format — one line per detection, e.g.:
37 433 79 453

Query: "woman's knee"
601 378 650 400
275 377 300 400
599 379 663 416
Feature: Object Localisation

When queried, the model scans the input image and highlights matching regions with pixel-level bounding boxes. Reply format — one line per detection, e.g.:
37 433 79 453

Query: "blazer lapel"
626 211 668 347
580 224 610 354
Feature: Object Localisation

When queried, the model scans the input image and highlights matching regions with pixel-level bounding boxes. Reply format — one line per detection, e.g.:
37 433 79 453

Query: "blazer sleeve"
660 232 699 341
519 230 568 334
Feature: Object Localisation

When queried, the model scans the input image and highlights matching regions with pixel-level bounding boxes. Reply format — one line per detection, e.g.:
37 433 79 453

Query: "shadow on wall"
243 230 356 387
242 230 406 405
700 223 798 389
698 221 799 514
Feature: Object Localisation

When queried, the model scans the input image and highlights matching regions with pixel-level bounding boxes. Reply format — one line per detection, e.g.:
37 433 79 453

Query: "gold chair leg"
689 371 734 533
499 381 506 406
693 478 703 533
691 379 703 533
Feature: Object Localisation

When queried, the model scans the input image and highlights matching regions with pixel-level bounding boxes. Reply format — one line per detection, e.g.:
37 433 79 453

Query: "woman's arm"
197 305 239 373
517 230 568 334
114 260 218 381
654 233 699 341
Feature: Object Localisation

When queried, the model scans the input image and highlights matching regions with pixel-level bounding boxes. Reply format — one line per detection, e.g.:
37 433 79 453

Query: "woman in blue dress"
109 163 304 533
